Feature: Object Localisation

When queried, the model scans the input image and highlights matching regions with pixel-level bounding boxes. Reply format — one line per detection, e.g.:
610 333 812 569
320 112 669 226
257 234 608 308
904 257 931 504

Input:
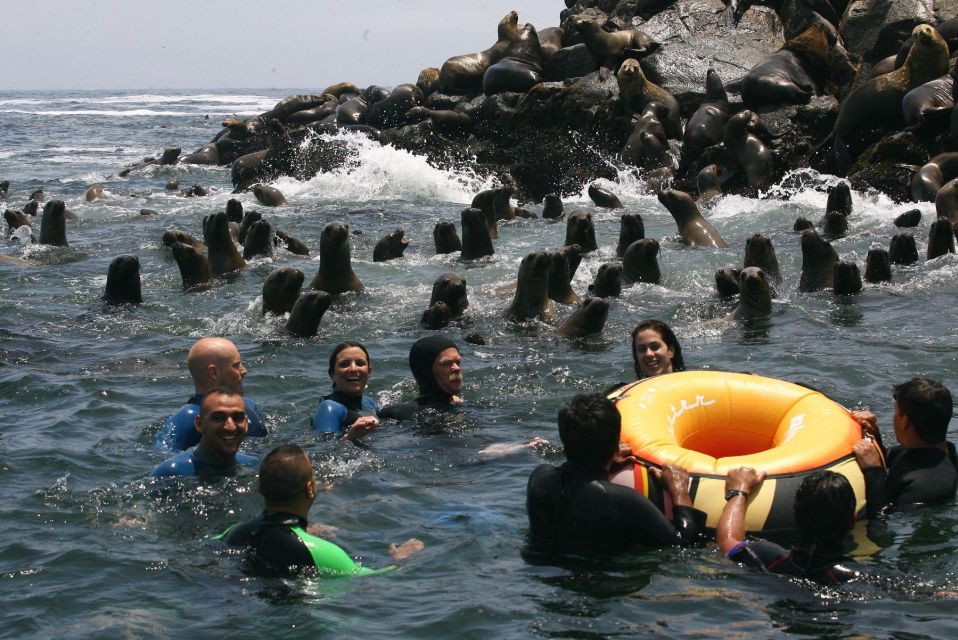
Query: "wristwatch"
725 489 749 501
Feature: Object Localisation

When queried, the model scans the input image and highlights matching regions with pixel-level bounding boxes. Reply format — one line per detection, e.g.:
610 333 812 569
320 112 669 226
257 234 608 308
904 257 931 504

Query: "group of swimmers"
149 322 957 583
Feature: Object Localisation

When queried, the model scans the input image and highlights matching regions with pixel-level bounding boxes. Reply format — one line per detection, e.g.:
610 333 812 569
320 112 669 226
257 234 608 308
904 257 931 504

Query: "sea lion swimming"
103 255 142 305
429 273 468 318
286 290 332 338
541 194 563 220
204 211 245 276
4 209 31 235
253 184 287 207
865 248 892 283
433 221 462 254
911 152 958 202
696 164 723 208
85 184 104 202
309 222 363 294
588 183 623 209
799 230 838 292
934 178 958 225
460 207 494 260
238 210 263 245
616 213 645 258
889 233 919 265
274 230 310 255
243 219 274 260
715 267 742 297
262 267 304 315
170 242 213 291
506 251 557 323
731 267 772 320
546 248 579 305
832 261 863 295
557 297 609 338
622 238 661 285
39 199 68 247
373 228 409 262
743 233 781 282
421 301 452 330
826 181 852 217
927 217 956 259
162 229 206 253
564 211 598 253
657 189 727 248
894 209 921 228
588 263 623 298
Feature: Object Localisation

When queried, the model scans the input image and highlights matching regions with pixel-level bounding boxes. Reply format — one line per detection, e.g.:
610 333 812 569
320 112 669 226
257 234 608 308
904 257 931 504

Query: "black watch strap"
725 489 749 501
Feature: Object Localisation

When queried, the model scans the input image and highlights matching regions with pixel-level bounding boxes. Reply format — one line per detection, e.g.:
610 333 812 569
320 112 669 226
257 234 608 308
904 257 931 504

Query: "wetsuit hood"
409 334 459 397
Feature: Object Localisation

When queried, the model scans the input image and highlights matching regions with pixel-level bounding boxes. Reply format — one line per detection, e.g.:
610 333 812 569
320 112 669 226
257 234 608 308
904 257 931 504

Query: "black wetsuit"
727 539 860 585
525 461 706 553
379 393 457 421
379 335 462 422
862 440 958 513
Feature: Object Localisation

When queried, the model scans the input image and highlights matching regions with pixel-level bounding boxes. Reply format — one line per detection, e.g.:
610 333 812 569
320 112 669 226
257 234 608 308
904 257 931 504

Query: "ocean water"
1 89 957 639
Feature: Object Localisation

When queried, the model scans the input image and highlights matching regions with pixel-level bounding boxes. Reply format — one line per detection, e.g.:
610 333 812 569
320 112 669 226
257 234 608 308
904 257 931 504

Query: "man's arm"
717 466 766 555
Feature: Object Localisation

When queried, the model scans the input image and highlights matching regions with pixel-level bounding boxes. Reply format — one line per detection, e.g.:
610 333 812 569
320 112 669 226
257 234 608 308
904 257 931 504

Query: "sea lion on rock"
682 70 730 166
335 96 368 125
564 211 598 253
433 221 462 254
238 210 263 245
103 255 142 305
902 74 953 131
39 200 68 247
616 213 645 258
832 24 949 173
85 184 104 202
622 238 661 285
889 233 919 265
542 194 563 220
421 301 452 330
865 248 892 283
743 233 781 281
588 263 623 298
732 267 773 319
429 273 468 318
826 181 852 217
460 208 495 260
724 110 773 192
741 26 826 109
439 11 520 95
715 267 742 297
263 267 304 315
405 106 473 136
253 184 287 207
557 297 609 338
204 211 245 276
286 291 332 338
365 84 422 130
934 178 958 224
284 98 339 126
417 67 440 96
657 189 727 248
171 242 213 291
927 218 956 259
546 249 579 305
243 220 273 260
588 183 623 209
309 222 363 294
373 228 409 262
910 152 958 202
507 251 557 323
4 209 30 234
616 59 681 139
821 211 848 238
162 229 205 253
622 101 669 169
833 261 863 295
894 209 921 227
573 17 657 69
231 149 271 192
274 231 310 255
482 21 545 95
799 230 838 292
696 165 723 208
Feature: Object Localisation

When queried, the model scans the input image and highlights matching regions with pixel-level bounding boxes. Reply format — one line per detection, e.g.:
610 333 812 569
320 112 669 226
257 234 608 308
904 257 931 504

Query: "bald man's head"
187 337 247 395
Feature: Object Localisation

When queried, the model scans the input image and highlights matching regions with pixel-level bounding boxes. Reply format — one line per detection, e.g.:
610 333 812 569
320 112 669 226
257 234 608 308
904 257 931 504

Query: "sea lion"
864 248 892 283
821 211 848 238
204 211 245 276
243 219 273 260
85 184 104 202
743 233 781 281
417 67 440 96
557 297 610 338
309 222 364 294
225 199 243 223
559 244 583 280
238 210 263 245
335 96 368 125
902 74 953 130
507 251 557 323
732 267 773 319
38 200 68 247
588 183 623 209
622 101 669 169
826 181 852 217
564 211 598 253
715 267 742 297
682 70 730 165
270 94 330 122
166 180 180 191
29 188 44 202
696 165 723 208
286 290 332 338
118 147 180 176
439 11 520 94
471 188 500 239
253 184 287 207
588 263 623 298
573 17 658 69
421 301 452 330
910 152 958 202
460 207 495 260
514 207 536 219
542 194 563 220
889 233 919 265
741 26 826 109
4 209 30 234
934 178 958 224
23 200 38 216
832 24 949 173
622 238 661 285
162 229 205 253
546 249 579 305
365 84 422 130
799 230 838 292
482 22 545 95
322 82 363 99
231 149 271 192
894 209 921 227
0 180 8 197
170 242 213 291
724 110 773 191
657 189 727 248
433 221 462 254
537 26 564 62
263 267 304 315
927 218 956 259
103 255 142 305
793 217 814 232
616 59 681 139
284 99 339 126
616 213 645 258
644 166 674 194
373 228 409 262
429 272 469 318
833 261 863 295
140 209 158 217
405 106 473 136
274 231 310 255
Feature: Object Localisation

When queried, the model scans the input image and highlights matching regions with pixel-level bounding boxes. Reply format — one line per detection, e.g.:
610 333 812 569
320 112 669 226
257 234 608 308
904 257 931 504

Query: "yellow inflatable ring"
608 371 870 535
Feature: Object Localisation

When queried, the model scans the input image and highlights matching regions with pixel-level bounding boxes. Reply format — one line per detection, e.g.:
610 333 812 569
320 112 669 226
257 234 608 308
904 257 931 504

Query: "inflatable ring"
608 371 870 536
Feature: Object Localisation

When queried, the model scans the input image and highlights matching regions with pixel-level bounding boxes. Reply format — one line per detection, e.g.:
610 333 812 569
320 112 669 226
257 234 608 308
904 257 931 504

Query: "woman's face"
331 347 371 395
634 328 674 378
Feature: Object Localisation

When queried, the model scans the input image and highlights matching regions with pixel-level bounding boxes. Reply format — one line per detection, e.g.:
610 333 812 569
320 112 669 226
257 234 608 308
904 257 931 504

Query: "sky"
4 0 563 90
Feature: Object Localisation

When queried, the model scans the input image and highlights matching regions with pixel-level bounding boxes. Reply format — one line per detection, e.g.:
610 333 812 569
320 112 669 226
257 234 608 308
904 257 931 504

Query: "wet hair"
199 386 244 415
558 393 621 468
893 377 953 444
327 341 371 381
631 319 685 379
793 471 855 545
259 444 313 504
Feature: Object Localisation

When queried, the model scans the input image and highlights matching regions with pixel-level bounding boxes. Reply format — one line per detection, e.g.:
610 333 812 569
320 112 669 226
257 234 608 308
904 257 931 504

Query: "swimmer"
151 387 259 478
312 342 381 442
526 393 705 553
852 377 957 513
379 335 463 421
631 318 686 379
718 467 864 584
156 337 267 451
216 444 423 575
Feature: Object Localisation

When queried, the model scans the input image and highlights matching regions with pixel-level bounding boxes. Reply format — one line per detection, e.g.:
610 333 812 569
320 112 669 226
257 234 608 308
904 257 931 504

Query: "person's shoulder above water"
157 395 266 451
151 449 259 478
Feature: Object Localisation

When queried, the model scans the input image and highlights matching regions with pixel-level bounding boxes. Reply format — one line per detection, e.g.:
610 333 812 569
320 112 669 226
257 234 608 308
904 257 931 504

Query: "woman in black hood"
379 335 462 421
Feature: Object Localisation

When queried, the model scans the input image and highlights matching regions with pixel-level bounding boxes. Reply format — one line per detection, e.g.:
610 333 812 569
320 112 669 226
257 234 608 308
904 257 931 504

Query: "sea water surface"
1 89 957 639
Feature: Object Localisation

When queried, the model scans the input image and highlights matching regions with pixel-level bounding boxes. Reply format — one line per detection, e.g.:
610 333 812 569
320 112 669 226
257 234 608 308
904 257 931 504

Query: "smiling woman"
311 341 381 442
631 318 686 379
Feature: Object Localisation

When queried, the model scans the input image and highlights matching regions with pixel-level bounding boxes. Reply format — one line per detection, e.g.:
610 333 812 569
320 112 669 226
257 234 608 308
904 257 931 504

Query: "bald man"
155 337 268 451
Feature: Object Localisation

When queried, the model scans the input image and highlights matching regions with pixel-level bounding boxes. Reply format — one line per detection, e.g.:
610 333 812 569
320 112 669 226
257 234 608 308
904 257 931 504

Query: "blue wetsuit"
156 394 267 451
152 443 259 478
311 390 379 436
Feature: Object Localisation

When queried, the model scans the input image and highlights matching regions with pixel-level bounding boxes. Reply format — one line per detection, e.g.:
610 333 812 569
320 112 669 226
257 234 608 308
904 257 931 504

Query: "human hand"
850 411 878 438
388 538 424 562
450 395 464 405
306 522 340 537
725 466 766 494
610 443 637 472
652 464 692 505
343 416 379 441
853 438 883 469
